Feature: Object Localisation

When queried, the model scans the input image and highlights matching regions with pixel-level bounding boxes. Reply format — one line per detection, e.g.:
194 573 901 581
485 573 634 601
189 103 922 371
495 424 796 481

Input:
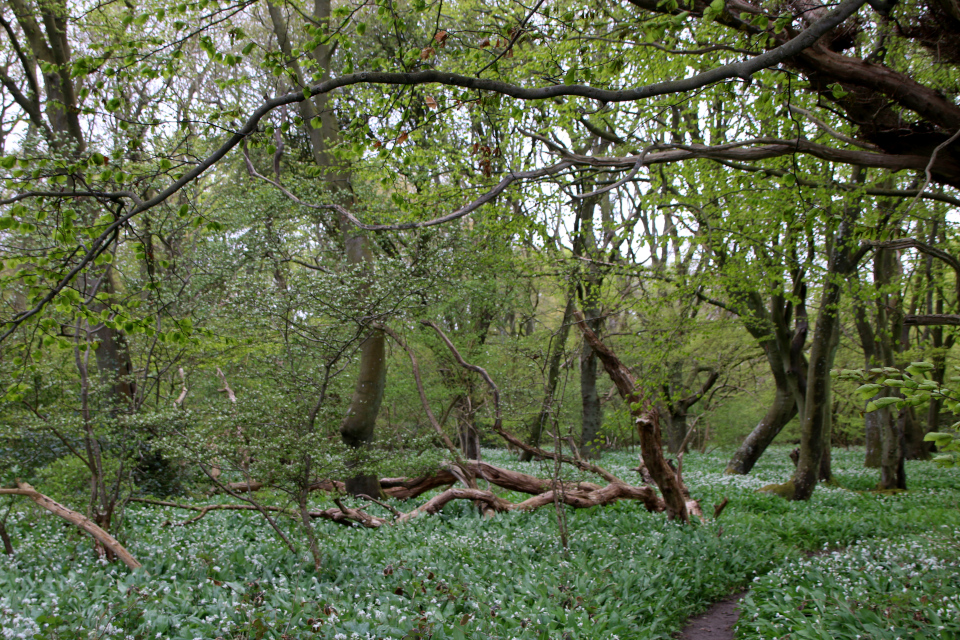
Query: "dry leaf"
397 132 409 144
425 95 438 109
420 46 435 60
434 30 448 44
479 37 490 48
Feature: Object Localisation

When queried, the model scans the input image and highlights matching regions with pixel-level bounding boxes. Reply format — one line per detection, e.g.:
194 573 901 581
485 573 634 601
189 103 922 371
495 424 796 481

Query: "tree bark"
573 312 690 521
725 284 807 474
1 483 140 569
0 520 12 555
579 264 604 457
521 293 575 461
791 178 862 500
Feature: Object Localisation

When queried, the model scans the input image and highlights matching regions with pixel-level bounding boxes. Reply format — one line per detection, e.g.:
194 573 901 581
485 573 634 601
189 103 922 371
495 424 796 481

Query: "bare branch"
2 483 141 569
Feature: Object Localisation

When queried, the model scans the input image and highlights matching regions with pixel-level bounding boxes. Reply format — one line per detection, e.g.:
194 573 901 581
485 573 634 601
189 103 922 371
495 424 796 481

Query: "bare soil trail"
676 591 745 640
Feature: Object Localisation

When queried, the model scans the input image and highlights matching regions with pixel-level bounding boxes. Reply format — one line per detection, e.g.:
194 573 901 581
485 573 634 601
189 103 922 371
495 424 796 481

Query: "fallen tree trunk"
134 473 665 529
380 471 457 499
1 482 141 569
574 312 697 522
211 478 346 496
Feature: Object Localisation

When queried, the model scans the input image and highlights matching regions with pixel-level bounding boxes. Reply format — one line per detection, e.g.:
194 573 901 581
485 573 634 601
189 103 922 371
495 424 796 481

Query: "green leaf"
865 397 900 412
855 383 882 399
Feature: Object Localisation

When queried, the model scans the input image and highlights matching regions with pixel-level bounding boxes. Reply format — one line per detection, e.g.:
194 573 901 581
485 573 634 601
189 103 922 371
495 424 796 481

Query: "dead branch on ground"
1 483 141 569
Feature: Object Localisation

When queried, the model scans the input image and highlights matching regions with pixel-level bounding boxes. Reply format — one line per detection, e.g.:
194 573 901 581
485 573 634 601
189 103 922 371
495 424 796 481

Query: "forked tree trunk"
725 286 806 475
790 179 862 501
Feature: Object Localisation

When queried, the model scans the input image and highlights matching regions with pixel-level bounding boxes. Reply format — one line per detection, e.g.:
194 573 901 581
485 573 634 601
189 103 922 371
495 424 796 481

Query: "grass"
0 446 958 639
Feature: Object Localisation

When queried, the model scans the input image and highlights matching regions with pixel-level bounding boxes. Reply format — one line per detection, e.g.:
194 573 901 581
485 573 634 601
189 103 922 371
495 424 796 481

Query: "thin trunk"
579 303 604 458
863 408 883 468
0 520 12 555
268 1 386 496
791 172 862 501
875 247 907 489
521 293 575 461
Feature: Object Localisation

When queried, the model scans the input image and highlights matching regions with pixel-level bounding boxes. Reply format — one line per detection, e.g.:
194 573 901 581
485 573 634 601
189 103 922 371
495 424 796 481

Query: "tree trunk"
340 331 387 498
579 277 604 458
902 406 929 460
663 407 688 455
792 284 843 500
0 520 12 555
580 324 603 458
574 313 690 521
864 407 883 467
726 288 805 474
878 404 906 489
791 182 862 501
267 0 387 497
726 385 797 474
458 416 481 461
521 293 575 461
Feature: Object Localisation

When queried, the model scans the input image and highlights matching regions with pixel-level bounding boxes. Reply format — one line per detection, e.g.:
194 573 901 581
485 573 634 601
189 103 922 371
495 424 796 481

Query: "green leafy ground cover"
1 448 958 639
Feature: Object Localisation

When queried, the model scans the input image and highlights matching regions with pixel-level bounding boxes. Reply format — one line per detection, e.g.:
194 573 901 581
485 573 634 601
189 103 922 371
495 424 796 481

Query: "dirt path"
676 591 745 640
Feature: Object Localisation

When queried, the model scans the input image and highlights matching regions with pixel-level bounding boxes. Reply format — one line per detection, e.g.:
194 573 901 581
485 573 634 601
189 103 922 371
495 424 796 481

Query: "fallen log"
1 482 141 569
211 478 345 495
381 471 457 499
136 476 665 530
466 460 602 495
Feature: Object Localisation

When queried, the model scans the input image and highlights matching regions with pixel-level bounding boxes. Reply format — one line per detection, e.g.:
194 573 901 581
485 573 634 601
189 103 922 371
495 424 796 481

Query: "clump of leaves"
835 362 960 467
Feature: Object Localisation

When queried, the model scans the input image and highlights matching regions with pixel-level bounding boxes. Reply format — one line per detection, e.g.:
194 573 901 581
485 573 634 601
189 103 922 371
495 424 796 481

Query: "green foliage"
2 448 959 638
835 362 960 467
738 531 960 639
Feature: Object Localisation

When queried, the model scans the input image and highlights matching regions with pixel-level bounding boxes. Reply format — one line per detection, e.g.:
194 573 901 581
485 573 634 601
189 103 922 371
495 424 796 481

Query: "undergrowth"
0 447 957 639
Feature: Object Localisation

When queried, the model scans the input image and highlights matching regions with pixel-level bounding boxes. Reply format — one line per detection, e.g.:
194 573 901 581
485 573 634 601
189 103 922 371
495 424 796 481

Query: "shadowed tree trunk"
726 380 797 474
578 198 605 458
724 280 808 474
521 293 575 461
663 368 719 454
790 170 864 501
579 300 604 458
267 0 387 497
854 304 883 468
874 246 907 489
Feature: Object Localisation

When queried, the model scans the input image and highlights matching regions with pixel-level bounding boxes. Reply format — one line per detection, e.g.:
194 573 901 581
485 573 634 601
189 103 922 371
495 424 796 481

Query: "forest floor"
677 591 744 640
1 447 959 639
